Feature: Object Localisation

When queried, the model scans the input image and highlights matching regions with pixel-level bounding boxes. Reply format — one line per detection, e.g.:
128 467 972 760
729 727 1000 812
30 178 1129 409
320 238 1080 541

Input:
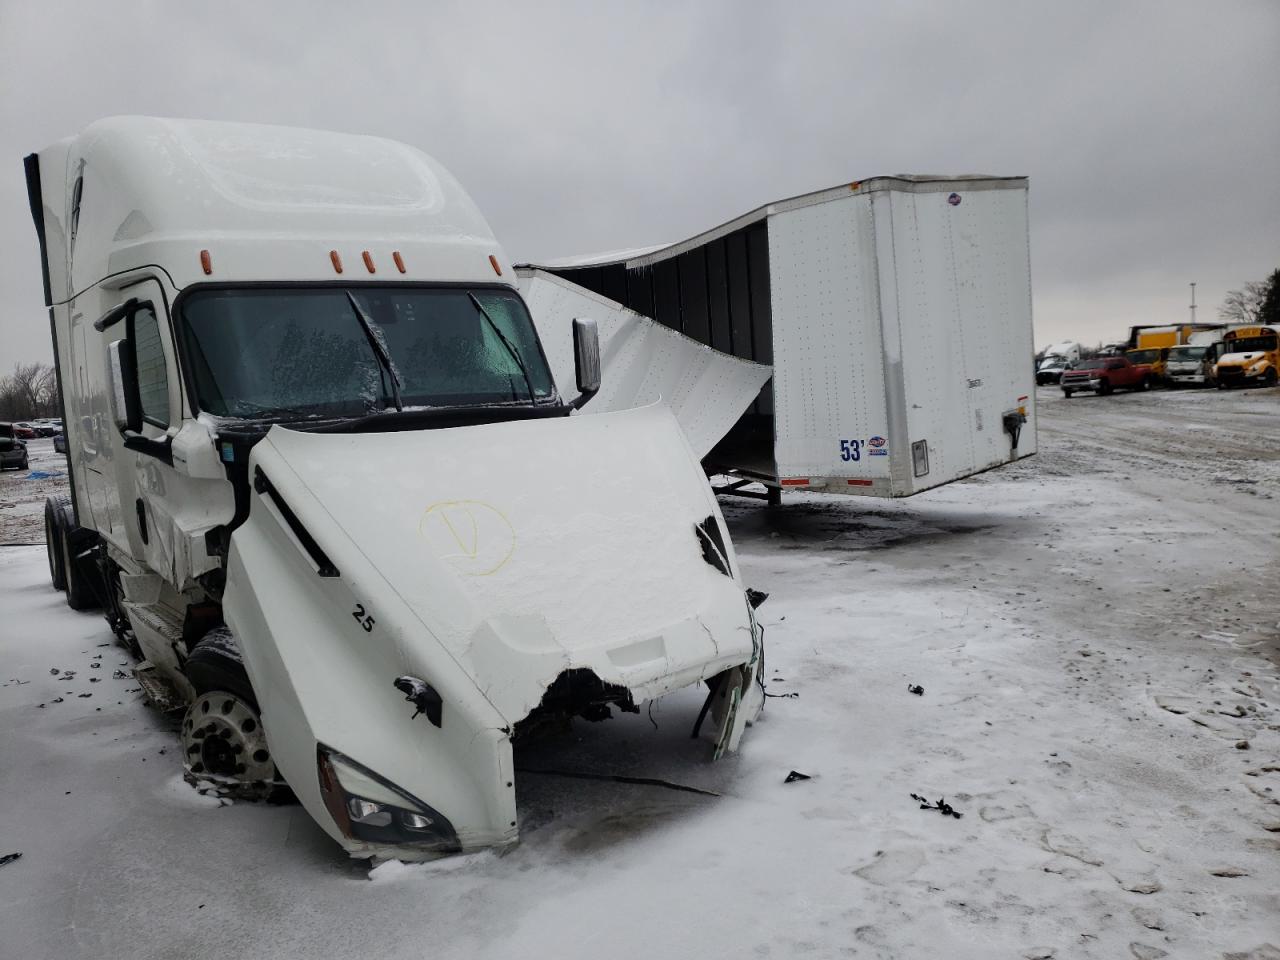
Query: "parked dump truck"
24 117 767 860
520 175 1037 501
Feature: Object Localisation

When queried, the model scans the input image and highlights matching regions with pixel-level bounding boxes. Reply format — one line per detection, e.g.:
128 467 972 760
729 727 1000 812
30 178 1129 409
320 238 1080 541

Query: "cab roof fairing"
33 116 513 301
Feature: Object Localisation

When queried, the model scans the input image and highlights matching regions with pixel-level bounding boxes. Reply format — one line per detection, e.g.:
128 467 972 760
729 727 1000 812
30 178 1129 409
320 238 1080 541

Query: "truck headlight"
317 745 459 852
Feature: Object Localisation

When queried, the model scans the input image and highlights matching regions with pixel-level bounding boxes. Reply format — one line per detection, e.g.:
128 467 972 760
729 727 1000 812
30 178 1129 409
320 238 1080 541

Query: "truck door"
102 279 188 581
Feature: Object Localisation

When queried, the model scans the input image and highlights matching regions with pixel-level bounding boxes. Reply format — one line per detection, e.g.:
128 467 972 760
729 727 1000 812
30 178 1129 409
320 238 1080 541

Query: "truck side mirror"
107 337 143 434
570 318 601 410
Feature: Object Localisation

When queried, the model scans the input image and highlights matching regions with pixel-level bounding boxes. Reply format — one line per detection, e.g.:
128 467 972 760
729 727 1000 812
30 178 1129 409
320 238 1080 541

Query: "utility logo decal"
947 192 962 206
869 436 886 448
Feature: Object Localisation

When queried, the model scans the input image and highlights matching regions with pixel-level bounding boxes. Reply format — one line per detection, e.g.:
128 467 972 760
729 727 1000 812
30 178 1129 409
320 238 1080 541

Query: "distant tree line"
1220 268 1280 326
0 362 59 421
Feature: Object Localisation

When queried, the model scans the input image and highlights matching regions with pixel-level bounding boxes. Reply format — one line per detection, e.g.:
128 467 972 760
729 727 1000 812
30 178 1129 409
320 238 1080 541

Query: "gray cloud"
2 0 1277 362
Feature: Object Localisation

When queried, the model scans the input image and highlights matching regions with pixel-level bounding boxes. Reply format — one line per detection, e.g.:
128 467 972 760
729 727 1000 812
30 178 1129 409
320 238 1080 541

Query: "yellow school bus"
1215 326 1278 388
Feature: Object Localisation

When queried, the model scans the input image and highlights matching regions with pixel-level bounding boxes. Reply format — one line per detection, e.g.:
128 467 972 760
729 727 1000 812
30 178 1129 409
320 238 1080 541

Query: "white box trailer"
521 176 1037 501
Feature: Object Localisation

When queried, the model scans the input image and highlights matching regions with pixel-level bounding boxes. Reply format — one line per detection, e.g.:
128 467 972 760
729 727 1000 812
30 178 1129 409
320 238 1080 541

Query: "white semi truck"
521 175 1038 502
24 117 765 860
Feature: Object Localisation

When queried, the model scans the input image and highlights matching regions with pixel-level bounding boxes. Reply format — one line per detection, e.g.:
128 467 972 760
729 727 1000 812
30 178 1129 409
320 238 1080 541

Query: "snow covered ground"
2 385 1278 959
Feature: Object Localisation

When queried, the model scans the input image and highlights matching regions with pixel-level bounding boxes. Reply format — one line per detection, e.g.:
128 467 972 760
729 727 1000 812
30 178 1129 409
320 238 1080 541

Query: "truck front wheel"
182 629 279 798
1263 368 1278 387
1097 379 1112 395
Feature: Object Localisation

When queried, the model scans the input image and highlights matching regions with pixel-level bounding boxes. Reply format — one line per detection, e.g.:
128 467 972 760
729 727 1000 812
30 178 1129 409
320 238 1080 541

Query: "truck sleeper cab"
25 117 764 861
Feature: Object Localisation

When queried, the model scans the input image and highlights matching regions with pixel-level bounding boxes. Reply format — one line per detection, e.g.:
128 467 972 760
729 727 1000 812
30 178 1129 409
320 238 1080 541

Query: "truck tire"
182 629 282 798
1062 388 1074 398
44 496 70 591
1263 368 1277 387
185 627 257 707
61 523 99 611
1097 379 1112 396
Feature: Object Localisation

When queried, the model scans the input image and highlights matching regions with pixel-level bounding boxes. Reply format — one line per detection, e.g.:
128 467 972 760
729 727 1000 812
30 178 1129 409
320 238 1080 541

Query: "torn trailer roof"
519 175 1038 499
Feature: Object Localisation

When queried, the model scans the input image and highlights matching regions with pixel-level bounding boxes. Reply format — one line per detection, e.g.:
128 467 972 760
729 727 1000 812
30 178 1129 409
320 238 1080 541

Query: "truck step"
134 661 185 713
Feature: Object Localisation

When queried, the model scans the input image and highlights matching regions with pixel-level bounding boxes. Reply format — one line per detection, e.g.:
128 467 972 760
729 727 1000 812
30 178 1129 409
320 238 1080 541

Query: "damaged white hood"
225 402 761 856
252 403 755 723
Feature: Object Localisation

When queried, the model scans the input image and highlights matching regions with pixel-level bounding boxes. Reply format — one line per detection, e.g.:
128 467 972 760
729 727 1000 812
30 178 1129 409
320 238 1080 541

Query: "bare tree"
1219 280 1268 324
0 362 59 421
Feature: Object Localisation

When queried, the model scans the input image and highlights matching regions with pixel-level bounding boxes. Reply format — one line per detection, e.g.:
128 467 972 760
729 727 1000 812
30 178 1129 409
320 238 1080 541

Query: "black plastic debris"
90 662 101 669
393 676 443 727
0 852 21 868
784 770 812 783
50 697 63 704
907 684 924 696
746 588 769 609
695 516 731 577
77 693 92 699
911 793 962 818
765 690 799 699
49 668 59 675
112 670 128 679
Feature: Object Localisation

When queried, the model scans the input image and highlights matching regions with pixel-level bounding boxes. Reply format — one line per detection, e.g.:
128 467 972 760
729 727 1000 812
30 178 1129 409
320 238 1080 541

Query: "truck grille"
1218 367 1245 384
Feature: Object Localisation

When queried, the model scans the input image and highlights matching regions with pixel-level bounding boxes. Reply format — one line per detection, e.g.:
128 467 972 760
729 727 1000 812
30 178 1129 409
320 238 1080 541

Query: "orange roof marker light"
489 255 502 277
392 251 406 274
329 250 343 274
199 249 213 275
362 251 376 274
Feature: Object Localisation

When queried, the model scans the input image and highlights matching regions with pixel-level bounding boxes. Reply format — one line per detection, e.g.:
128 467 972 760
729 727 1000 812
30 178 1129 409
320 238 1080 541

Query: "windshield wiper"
468 292 536 402
345 291 403 412
227 399 325 422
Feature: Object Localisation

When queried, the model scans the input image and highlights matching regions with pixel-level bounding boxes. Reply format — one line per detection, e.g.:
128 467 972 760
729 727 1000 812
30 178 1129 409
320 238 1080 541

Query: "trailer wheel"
61 523 99 611
44 496 69 591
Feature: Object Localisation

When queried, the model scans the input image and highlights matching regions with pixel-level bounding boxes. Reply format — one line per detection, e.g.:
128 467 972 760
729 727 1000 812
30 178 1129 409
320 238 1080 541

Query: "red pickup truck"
1060 356 1151 396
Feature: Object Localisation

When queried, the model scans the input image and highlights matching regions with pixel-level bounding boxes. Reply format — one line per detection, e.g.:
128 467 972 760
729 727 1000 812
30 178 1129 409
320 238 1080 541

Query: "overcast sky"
2 0 1277 364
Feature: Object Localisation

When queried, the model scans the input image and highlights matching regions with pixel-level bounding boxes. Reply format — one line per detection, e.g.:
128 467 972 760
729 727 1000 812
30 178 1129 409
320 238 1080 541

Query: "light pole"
1190 282 1196 326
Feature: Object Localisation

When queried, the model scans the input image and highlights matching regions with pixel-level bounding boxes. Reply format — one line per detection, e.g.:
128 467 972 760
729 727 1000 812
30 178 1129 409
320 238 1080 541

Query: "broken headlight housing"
316 745 459 852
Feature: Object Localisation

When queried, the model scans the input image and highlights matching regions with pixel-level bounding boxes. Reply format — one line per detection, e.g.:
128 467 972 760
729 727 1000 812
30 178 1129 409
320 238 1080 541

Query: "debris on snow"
783 770 811 783
911 793 962 818
1209 865 1249 878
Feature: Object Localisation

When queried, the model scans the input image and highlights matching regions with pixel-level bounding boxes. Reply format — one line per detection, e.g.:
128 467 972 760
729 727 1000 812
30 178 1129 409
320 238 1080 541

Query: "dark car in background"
0 422 30 470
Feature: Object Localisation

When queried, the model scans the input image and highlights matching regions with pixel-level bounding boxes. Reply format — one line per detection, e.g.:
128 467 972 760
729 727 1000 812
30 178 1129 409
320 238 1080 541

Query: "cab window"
132 305 170 427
